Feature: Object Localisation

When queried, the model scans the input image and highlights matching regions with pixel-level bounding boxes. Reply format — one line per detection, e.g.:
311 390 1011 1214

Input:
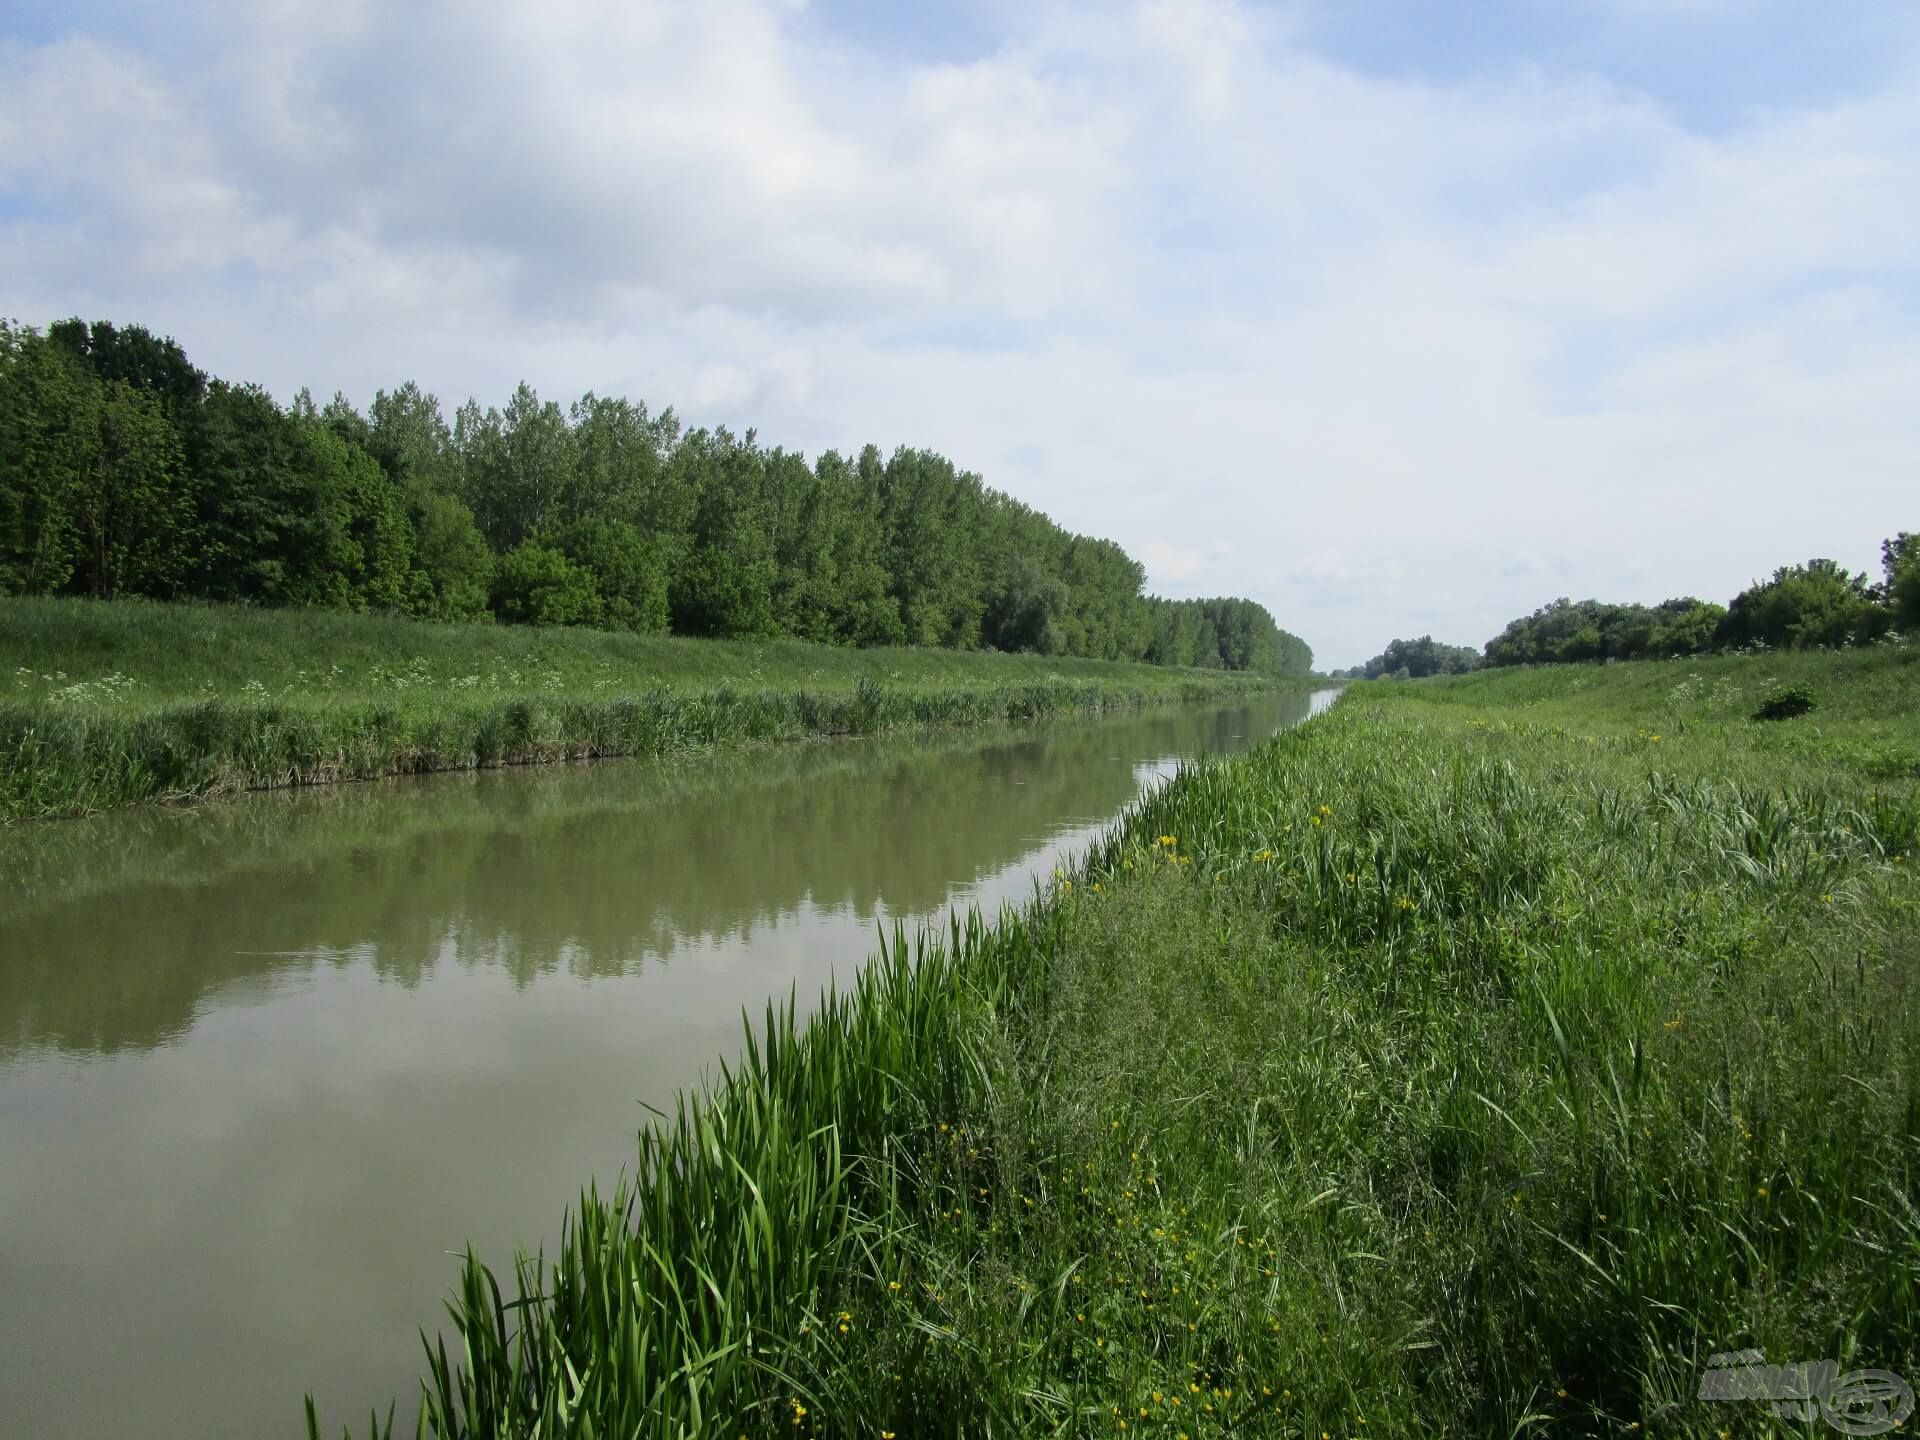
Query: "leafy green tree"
984 554 1070 653
407 492 493 621
369 382 460 501
1881 533 1919 632
670 428 778 638
47 318 206 417
70 381 195 599
548 518 668 634
1718 560 1890 650
811 450 902 647
565 394 683 534
0 323 92 594
490 542 602 627
880 447 985 648
1059 538 1147 660
2 314 1321 668
1360 636 1481 679
316 420 415 611
1647 598 1726 656
455 384 575 550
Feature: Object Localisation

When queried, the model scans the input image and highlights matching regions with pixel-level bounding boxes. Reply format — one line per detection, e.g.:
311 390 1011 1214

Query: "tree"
880 447 984 648
1718 560 1890 650
812 450 902 646
369 382 459 501
670 428 778 638
70 381 194 599
1882 533 1919 632
455 383 575 550
310 418 415 611
0 323 92 595
1 313 1319 667
1647 598 1725 657
408 492 493 621
984 554 1069 653
1359 636 1480 680
490 542 602 627
548 518 669 634
47 318 207 416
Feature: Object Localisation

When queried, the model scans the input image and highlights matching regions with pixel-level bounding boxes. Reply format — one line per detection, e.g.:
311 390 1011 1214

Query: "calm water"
0 689 1335 1439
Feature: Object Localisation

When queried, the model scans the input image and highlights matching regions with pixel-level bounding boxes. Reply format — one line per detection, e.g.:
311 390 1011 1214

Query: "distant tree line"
0 319 1312 673
1344 537 1917 677
1337 635 1484 681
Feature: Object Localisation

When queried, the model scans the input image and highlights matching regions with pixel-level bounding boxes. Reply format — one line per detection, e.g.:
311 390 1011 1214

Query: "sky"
2 0 1915 667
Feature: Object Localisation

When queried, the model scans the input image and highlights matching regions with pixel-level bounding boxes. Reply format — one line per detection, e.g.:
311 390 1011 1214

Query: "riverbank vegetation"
0 595 1292 819
311 645 1919 1438
1345 532 1915 676
1342 634 1484 680
0 319 1308 671
1480 536 1915 668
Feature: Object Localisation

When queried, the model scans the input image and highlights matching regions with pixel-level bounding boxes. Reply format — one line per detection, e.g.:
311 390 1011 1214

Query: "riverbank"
317 646 1918 1438
0 597 1300 818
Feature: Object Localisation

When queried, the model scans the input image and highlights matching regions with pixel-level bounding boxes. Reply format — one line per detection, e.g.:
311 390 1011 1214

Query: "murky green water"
0 689 1333 1438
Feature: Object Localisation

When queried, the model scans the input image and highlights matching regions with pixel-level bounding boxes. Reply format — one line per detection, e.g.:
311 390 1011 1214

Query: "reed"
1 595 1284 818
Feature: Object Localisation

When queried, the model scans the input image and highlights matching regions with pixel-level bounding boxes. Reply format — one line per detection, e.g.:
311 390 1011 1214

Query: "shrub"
1752 684 1817 721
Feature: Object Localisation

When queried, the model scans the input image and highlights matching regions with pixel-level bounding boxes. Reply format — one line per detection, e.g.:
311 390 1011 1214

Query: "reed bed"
312 652 1918 1438
1 595 1282 818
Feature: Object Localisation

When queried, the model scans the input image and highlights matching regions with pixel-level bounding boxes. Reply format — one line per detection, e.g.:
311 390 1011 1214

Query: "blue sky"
3 0 1916 665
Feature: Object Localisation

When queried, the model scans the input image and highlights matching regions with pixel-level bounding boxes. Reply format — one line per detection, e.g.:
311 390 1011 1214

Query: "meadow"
311 644 1920 1438
0 596 1282 818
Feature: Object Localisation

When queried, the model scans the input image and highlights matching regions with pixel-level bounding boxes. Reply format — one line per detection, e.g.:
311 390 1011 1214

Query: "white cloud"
1141 539 1234 586
3 0 1917 666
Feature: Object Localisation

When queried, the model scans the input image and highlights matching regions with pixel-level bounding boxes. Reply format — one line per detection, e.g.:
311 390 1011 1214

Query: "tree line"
1344 535 1917 677
0 319 1311 673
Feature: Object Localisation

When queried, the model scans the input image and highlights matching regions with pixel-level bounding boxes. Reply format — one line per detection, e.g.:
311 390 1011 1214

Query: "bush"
489 542 602 627
1752 685 1817 721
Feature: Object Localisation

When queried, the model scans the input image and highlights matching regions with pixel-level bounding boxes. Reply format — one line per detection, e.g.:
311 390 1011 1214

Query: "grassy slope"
318 646 1919 1439
0 596 1288 818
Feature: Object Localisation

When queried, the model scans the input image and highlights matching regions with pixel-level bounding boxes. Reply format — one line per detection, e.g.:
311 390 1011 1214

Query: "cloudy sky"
3 0 1915 665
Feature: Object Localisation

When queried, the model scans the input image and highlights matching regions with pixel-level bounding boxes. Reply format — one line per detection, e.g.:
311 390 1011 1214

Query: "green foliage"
1479 546 1918 673
1485 596 1731 665
1883 532 1919 632
1 314 1310 671
306 650 1918 1438
546 518 668 634
982 554 1068 654
1719 558 1890 650
455 383 575 551
47 317 207 415
670 428 780 638
0 322 93 594
490 543 603 627
1141 596 1313 673
71 381 195 600
1357 634 1481 679
406 493 493 621
1752 684 1817 721
0 594 1283 817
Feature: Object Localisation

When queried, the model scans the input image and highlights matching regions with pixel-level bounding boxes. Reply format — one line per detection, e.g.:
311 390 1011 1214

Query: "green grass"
0 596 1290 818
309 646 1920 1439
1383 645 1920 785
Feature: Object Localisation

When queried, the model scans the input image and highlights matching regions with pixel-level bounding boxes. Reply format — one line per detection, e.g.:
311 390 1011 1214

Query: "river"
0 687 1336 1438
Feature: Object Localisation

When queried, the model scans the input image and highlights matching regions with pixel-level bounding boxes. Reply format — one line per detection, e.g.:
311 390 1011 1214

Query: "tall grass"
0 596 1285 818
312 652 1919 1439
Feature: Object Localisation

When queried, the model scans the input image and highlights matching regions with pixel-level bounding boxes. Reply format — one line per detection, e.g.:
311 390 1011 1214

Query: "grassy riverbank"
0 597 1292 818
314 645 1919 1439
